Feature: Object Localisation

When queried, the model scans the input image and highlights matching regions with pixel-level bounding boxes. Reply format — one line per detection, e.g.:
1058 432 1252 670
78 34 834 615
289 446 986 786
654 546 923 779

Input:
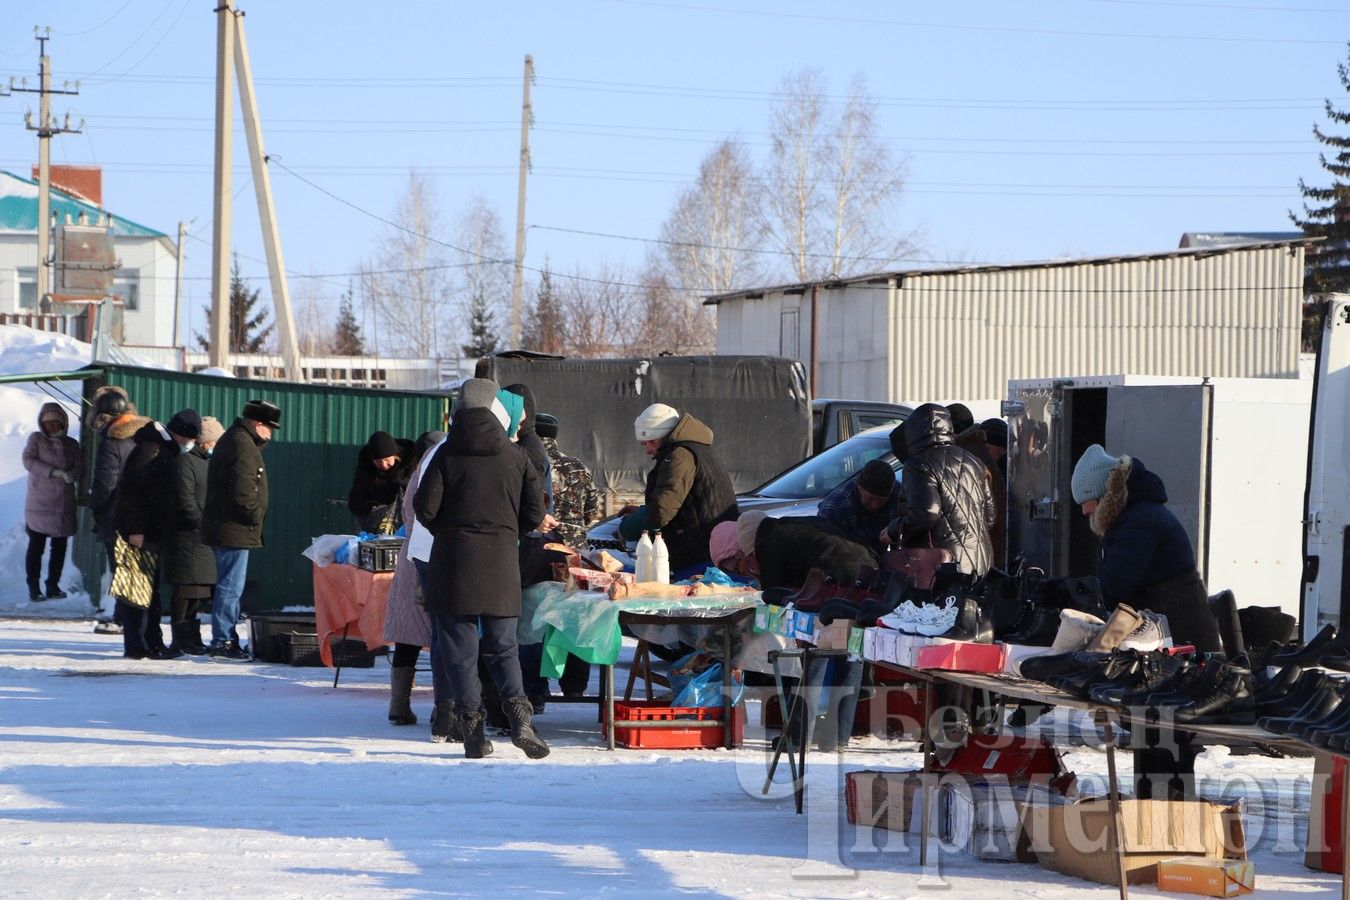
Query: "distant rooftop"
1178 230 1302 248
0 170 167 239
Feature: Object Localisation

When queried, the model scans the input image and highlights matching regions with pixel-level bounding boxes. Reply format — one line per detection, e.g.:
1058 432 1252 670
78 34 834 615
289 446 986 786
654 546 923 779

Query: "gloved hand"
51 468 70 482
60 470 76 485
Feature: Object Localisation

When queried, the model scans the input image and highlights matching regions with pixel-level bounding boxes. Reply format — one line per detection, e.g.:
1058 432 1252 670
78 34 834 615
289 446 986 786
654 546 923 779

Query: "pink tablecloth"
312 563 394 666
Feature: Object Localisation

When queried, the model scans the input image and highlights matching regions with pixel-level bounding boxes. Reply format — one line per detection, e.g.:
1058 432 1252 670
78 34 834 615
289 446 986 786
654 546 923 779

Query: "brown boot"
1086 604 1144 653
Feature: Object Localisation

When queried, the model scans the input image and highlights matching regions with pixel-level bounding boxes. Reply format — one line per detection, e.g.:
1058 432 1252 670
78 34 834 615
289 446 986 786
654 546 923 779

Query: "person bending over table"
710 512 876 751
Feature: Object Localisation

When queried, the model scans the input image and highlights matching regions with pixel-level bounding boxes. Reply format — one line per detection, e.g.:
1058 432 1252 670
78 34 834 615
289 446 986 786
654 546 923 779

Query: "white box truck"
1004 373 1310 623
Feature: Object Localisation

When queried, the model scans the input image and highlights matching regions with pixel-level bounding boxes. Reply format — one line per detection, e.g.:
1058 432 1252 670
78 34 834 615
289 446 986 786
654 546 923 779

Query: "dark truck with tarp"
476 353 812 513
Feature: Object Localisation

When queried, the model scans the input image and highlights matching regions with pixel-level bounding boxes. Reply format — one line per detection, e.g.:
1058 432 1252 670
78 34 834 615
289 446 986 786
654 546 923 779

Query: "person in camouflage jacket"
534 413 598 546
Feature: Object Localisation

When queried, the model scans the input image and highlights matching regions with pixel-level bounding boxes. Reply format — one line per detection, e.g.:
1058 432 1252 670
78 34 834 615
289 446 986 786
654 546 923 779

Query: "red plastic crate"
603 700 745 749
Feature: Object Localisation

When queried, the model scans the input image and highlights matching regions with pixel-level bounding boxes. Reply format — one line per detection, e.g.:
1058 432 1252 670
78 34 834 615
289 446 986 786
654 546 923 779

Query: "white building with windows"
0 169 178 347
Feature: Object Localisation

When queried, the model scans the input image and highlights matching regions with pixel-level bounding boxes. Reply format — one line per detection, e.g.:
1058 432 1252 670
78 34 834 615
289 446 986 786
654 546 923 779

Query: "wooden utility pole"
233 12 302 382
13 28 80 310
172 221 187 349
509 54 534 348
209 3 236 369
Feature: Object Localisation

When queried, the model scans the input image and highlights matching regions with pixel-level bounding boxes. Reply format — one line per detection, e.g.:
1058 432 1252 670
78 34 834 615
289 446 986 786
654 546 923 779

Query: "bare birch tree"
825 75 915 275
763 69 829 282
760 69 914 282
292 275 333 355
359 171 453 357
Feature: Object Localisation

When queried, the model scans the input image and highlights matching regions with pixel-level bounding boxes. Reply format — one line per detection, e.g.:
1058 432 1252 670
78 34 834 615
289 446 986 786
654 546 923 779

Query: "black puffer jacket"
346 438 415 531
888 403 994 576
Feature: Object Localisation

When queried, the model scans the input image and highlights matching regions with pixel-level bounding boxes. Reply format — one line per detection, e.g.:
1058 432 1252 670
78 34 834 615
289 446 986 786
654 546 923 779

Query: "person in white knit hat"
621 403 738 575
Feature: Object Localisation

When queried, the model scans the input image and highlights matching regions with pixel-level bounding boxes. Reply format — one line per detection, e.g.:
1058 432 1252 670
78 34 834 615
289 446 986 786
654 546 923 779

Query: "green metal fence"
74 364 449 612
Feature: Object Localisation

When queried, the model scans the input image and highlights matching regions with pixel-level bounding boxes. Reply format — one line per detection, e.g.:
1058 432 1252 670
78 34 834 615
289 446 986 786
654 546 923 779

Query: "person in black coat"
885 403 995 577
414 378 551 761
1072 443 1224 802
113 412 198 659
88 388 139 623
503 383 553 511
164 415 223 655
347 430 415 533
714 512 878 593
203 399 279 658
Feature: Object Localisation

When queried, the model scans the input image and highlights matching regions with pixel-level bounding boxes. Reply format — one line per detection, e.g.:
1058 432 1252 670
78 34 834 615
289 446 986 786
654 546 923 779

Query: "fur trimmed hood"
105 414 150 441
1089 454 1169 536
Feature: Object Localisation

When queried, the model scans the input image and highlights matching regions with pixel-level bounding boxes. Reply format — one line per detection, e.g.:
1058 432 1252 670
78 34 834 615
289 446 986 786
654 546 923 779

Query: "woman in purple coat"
23 402 82 602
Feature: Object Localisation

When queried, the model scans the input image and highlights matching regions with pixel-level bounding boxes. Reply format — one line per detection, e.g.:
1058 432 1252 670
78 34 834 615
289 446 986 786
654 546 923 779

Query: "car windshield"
753 433 896 499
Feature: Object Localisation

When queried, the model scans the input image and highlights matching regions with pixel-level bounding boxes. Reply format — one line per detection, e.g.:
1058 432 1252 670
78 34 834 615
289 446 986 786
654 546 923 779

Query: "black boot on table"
1257 670 1331 719
1254 663 1305 704
1270 624 1338 667
1092 651 1178 706
1258 681 1344 734
1114 655 1196 708
1173 656 1255 726
1291 689 1350 743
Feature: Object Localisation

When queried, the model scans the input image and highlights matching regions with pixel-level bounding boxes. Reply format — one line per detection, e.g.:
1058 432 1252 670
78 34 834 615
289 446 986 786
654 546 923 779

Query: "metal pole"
173 221 187 351
1103 718 1130 900
509 54 533 348
35 48 50 309
809 283 819 396
233 12 302 382
209 2 237 370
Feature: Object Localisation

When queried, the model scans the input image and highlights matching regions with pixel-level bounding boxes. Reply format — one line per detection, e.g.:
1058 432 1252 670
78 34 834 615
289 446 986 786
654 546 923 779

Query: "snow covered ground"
0 618 1339 898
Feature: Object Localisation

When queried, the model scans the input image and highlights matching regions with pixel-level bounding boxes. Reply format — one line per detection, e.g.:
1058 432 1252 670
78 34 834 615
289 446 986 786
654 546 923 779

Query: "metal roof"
702 237 1316 305
0 170 167 239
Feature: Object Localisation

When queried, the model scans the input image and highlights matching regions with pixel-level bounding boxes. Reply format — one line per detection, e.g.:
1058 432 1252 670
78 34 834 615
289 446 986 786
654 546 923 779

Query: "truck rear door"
1304 295 1350 638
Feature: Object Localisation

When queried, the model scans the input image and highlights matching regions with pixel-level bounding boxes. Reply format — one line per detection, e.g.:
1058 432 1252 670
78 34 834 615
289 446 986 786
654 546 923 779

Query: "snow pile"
0 326 95 614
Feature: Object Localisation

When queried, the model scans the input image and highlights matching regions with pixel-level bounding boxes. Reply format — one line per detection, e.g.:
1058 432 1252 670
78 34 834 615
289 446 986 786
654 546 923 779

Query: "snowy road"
0 620 1340 898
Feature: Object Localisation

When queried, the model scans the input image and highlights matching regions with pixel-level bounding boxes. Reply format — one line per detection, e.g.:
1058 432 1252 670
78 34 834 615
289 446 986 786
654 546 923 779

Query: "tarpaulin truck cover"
482 354 811 497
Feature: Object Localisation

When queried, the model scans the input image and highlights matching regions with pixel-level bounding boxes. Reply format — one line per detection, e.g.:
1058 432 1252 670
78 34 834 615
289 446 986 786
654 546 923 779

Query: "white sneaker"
1118 612 1165 652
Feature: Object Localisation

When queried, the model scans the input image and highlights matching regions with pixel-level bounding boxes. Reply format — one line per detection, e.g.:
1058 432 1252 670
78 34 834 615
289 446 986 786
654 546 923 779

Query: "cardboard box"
937 779 1066 863
1157 857 1255 897
791 610 817 640
813 618 852 650
845 769 923 832
754 604 788 635
1021 798 1247 886
916 639 1006 673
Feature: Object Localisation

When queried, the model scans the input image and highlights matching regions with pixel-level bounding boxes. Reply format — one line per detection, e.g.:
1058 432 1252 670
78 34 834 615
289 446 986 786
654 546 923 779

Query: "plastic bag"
671 661 744 709
334 537 359 566
302 534 356 568
691 566 747 588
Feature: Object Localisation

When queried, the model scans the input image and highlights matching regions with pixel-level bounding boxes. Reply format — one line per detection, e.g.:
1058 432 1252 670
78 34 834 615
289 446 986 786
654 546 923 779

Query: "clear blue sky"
1 1 1345 350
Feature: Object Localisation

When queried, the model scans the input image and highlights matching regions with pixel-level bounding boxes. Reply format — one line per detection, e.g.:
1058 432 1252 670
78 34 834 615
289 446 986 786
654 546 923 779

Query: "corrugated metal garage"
706 240 1308 404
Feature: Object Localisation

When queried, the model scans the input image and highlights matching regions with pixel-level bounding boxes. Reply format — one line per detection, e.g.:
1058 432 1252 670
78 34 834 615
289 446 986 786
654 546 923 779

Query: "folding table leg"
763 652 801 801
722 622 733 750
919 675 933 868
1341 759 1349 900
1102 718 1130 900
332 624 349 689
605 664 616 751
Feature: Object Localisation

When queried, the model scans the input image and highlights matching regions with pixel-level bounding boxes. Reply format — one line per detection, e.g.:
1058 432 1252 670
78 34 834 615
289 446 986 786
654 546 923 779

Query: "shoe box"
1021 796 1247 886
1306 753 1346 873
863 629 957 668
915 640 1006 674
1156 857 1255 897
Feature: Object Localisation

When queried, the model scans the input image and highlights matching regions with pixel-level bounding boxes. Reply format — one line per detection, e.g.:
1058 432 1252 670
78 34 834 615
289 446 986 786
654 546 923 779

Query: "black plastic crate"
248 613 318 663
283 632 377 668
357 538 404 572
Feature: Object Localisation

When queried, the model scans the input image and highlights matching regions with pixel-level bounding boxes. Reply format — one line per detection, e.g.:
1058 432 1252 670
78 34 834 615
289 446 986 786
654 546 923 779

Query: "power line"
606 0 1342 45
76 0 180 82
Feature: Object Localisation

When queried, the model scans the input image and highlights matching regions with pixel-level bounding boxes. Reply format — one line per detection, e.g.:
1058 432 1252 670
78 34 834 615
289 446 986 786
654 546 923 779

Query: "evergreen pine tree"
332 285 365 356
1292 43 1350 350
195 254 275 353
461 291 500 359
521 262 564 353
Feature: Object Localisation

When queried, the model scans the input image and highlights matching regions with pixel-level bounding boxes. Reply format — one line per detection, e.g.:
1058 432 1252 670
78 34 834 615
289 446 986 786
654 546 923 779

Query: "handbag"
881 545 955 591
110 535 157 609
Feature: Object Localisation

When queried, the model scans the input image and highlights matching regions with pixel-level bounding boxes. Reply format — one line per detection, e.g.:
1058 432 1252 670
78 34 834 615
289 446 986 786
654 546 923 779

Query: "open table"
765 648 1315 900
311 562 394 684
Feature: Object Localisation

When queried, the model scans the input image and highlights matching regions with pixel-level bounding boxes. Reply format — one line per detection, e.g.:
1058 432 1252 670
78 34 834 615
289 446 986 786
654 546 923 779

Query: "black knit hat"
166 408 203 440
858 459 896 496
946 403 975 435
365 430 401 459
980 418 1009 448
535 413 559 439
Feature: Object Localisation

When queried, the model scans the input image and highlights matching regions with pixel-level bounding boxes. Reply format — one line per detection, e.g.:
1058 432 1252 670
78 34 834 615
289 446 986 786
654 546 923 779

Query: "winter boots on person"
431 700 461 743
168 599 207 656
455 709 494 759
504 696 551 759
388 667 417 726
